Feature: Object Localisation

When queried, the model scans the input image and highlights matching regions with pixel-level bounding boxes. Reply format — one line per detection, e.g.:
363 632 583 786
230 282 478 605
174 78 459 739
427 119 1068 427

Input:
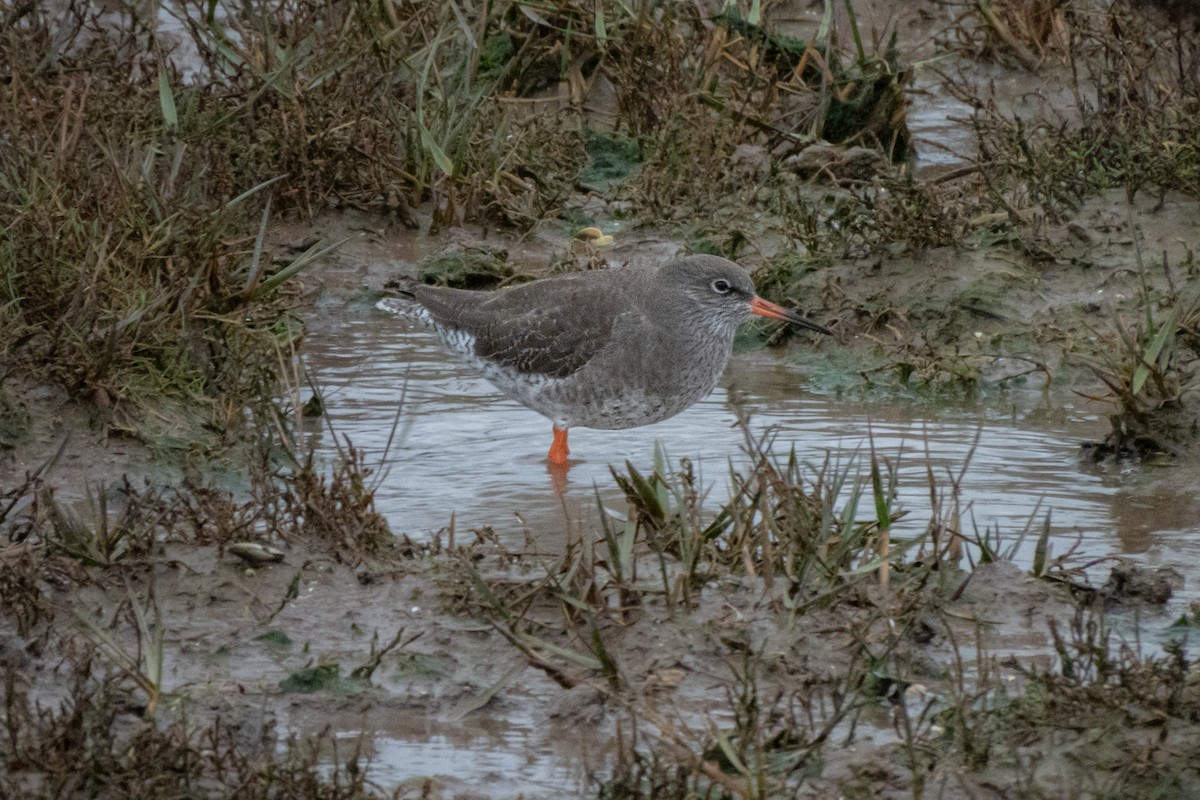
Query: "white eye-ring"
711 279 733 294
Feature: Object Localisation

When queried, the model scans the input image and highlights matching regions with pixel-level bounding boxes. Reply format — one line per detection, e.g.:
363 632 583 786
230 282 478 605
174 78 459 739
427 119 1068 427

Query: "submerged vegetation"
4 0 1200 796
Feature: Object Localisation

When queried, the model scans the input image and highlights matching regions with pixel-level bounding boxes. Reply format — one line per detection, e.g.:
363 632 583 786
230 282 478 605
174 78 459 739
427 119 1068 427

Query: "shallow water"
305 304 1200 579
298 302 1200 795
323 716 590 797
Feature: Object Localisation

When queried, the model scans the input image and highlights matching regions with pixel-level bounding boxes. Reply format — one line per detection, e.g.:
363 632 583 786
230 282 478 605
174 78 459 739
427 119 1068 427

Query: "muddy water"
323 716 588 797
295 303 1200 795
306 304 1200 586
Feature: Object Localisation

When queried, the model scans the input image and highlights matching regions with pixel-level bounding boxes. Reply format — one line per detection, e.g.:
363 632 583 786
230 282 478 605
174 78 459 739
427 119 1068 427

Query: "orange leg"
548 425 570 465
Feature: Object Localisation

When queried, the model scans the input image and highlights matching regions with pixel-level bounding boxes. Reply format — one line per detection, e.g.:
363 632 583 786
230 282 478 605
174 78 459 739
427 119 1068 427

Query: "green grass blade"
418 120 456 178
253 237 348 299
157 69 178 129
244 194 272 296
715 728 750 776
870 453 890 526
843 0 866 61
519 633 604 670
224 174 288 210
1032 512 1051 577
1131 309 1177 396
595 5 607 46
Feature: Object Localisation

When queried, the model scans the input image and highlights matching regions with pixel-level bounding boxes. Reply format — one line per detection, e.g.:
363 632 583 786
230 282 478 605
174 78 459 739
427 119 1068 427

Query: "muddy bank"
6 442 1195 798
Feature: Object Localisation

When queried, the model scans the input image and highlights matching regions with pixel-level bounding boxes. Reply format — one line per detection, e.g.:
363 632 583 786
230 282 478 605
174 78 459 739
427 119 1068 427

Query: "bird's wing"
413 274 631 379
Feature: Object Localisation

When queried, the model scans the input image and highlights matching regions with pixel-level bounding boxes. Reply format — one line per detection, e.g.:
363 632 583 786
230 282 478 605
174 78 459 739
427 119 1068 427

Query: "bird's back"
378 269 642 380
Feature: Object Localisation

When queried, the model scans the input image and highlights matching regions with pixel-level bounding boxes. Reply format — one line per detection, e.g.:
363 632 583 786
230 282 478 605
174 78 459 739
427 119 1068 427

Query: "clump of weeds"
0 537 59 639
171 427 411 564
628 1 913 220
5 421 409 615
414 243 516 289
1 424 414 792
1079 262 1200 461
1068 218 1200 463
923 602 1200 799
840 173 977 255
1 654 387 799
947 0 1200 219
0 0 588 444
3 5 297 443
268 443 402 563
951 0 1073 70
454 417 1193 798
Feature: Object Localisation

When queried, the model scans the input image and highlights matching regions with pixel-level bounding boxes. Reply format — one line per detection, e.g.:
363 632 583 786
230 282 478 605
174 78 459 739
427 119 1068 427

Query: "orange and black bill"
749 296 833 336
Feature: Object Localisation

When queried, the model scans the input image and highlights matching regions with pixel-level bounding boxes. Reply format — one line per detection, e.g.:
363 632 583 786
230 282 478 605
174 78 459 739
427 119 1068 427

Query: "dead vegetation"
946 0 1200 216
930 606 1200 799
5 0 1200 796
2 662 389 800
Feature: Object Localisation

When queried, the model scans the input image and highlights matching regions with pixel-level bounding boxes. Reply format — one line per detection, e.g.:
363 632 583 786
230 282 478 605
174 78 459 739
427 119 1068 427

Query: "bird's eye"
711 279 732 294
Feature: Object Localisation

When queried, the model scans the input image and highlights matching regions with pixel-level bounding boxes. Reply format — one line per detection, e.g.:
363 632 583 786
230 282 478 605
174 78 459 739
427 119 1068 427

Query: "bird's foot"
548 426 570 466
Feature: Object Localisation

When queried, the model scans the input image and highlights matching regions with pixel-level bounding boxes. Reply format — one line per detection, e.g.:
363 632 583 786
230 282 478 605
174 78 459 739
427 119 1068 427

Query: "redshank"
376 255 831 465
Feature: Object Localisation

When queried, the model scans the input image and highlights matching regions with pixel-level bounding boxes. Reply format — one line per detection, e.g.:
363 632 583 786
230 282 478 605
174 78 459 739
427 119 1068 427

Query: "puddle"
305 304 1200 593
907 77 977 170
320 716 591 799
